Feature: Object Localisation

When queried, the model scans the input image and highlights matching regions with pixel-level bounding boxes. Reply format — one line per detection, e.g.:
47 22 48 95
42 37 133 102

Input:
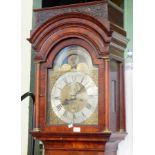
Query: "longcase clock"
28 1 128 155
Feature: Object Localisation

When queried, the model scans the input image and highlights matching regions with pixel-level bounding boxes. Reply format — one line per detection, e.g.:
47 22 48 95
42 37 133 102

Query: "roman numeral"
63 111 68 117
80 76 85 84
86 103 92 110
81 112 86 117
54 97 60 100
56 104 62 111
88 95 97 97
72 75 76 81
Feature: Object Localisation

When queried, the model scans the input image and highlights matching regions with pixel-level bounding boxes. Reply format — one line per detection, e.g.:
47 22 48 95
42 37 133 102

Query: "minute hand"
75 85 84 96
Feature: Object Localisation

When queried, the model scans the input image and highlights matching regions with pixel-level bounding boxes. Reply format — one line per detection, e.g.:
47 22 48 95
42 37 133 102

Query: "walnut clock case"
28 1 128 155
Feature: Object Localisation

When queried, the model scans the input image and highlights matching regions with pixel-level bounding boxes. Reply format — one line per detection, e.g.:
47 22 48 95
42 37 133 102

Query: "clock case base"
31 132 127 155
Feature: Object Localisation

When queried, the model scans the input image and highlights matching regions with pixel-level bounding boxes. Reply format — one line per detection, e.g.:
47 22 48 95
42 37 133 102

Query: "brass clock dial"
47 45 99 125
51 71 98 124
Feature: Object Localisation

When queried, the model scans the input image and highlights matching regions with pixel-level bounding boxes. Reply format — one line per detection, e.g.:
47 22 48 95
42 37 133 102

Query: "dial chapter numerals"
56 104 63 111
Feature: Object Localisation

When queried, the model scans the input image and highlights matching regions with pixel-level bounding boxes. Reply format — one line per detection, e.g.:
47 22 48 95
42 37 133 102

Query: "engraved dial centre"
61 83 87 113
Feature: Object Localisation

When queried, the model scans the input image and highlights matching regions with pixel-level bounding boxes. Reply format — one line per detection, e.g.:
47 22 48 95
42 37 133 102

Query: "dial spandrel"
47 46 99 125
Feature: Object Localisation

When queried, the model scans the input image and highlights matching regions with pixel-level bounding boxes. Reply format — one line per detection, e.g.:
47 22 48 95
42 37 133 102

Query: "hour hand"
62 97 76 105
62 99 69 105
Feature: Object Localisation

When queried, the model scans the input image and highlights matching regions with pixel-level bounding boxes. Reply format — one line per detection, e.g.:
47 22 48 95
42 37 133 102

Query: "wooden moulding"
28 12 112 62
30 131 127 154
28 6 127 61
31 132 111 152
33 0 124 28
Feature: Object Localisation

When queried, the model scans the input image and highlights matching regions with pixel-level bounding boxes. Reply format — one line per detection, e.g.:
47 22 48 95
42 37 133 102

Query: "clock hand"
62 86 85 106
62 98 76 105
74 85 84 96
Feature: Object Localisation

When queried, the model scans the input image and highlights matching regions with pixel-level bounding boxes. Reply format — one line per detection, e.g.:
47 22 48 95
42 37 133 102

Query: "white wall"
21 0 33 155
118 62 133 155
117 0 133 154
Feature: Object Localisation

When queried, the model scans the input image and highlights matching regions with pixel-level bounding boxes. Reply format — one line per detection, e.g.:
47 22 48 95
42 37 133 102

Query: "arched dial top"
47 45 99 125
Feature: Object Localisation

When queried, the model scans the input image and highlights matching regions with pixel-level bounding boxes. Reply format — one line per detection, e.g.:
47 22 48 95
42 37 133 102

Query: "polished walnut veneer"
28 0 128 155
